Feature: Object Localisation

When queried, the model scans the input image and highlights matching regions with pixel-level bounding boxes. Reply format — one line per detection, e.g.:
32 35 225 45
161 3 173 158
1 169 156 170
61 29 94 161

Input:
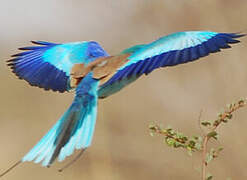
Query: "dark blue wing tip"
221 32 246 39
8 61 68 93
7 40 56 65
18 41 57 51
8 40 58 62
229 32 246 38
213 32 245 47
30 40 57 46
7 41 67 93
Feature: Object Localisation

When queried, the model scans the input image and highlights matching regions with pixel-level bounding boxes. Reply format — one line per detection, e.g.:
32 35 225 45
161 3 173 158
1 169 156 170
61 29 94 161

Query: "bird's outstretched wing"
99 31 245 93
7 41 108 92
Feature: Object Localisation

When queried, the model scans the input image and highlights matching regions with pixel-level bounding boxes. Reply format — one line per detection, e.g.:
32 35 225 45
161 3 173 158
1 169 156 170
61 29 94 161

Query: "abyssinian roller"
2 31 245 176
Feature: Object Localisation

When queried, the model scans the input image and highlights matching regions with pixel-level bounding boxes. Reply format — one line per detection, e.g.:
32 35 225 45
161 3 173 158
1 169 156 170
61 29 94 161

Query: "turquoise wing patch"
8 41 108 92
102 31 244 88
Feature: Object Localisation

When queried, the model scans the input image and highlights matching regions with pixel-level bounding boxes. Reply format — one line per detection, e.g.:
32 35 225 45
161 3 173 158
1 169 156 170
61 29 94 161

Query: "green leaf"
218 147 224 152
195 142 202 150
226 113 232 120
165 138 176 147
238 98 245 105
174 142 184 148
192 135 199 140
206 175 213 180
226 103 232 109
181 136 188 142
206 153 213 164
201 121 211 127
176 132 186 140
222 119 228 123
207 131 218 140
206 173 213 180
188 140 196 148
149 124 156 131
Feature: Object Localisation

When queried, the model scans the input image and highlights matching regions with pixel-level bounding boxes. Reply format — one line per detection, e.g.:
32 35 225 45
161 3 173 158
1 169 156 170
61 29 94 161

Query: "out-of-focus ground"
0 0 247 179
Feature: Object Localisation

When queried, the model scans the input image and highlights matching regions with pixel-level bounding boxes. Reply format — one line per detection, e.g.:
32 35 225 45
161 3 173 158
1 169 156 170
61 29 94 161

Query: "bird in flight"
2 31 245 176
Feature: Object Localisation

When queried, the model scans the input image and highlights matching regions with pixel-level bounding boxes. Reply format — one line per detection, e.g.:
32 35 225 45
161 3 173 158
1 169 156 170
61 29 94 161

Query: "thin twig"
202 135 209 180
201 99 246 180
198 109 206 135
151 125 187 144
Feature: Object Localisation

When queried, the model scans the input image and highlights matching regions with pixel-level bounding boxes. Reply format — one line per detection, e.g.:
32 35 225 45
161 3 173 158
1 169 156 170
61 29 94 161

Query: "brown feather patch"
70 53 131 88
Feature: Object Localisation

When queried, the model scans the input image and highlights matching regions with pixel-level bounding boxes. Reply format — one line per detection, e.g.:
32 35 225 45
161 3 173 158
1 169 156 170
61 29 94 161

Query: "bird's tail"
22 74 99 167
0 74 99 177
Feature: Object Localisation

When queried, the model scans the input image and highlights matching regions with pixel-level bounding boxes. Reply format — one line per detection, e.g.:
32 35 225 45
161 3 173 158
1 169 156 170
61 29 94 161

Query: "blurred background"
1 0 247 179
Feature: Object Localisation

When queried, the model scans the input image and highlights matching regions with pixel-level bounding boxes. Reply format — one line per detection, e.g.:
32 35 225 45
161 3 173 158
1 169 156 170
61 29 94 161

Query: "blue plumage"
2 31 244 176
7 41 108 92
101 32 244 89
22 73 99 166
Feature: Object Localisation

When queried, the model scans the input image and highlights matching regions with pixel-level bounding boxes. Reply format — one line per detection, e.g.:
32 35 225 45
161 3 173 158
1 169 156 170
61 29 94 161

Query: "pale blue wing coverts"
99 31 244 97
